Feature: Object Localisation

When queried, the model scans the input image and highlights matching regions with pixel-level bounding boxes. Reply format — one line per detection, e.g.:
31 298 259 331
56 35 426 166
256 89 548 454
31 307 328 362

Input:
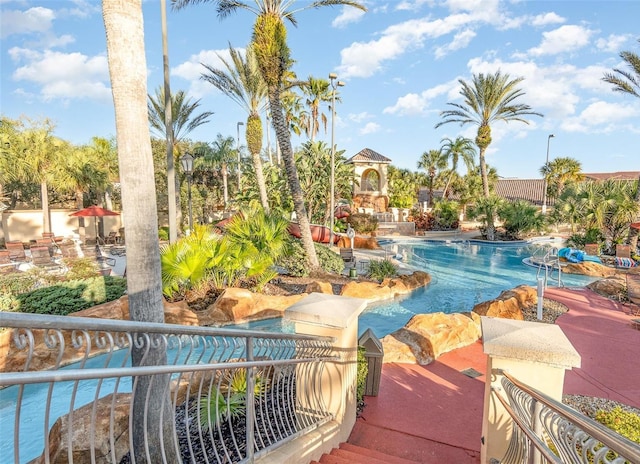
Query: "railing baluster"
246 336 255 463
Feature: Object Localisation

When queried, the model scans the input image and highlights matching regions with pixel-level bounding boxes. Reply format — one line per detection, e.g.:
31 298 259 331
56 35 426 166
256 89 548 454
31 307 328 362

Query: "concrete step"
311 442 420 464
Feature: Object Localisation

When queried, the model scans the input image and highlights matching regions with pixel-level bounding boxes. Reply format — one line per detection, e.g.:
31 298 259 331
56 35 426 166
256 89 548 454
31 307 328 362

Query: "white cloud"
434 29 476 59
527 25 593 56
10 48 110 102
561 101 640 133
0 7 55 38
596 34 632 53
531 12 565 27
349 112 373 123
172 48 239 98
360 122 381 135
384 81 457 116
332 6 365 28
396 0 434 12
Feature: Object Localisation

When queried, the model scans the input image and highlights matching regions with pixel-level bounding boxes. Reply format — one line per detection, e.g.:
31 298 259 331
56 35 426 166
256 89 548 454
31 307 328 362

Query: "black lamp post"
180 152 194 231
329 73 344 247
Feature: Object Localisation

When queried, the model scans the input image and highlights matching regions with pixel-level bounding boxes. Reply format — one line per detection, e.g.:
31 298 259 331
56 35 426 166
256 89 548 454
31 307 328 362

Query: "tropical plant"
201 45 270 210
417 149 447 207
432 199 460 229
103 2 178 460
498 200 545 240
602 38 640 99
540 156 584 202
387 166 419 208
348 213 378 235
367 259 398 282
468 195 505 239
436 71 542 239
439 136 476 198
276 238 344 276
301 75 334 141
173 0 367 272
194 134 237 208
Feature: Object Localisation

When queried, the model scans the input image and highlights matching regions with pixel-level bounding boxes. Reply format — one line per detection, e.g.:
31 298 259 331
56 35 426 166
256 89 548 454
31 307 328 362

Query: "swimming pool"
0 239 597 461
358 239 597 338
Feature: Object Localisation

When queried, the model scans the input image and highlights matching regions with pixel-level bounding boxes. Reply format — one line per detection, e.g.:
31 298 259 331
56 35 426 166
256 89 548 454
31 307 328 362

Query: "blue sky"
1 0 639 179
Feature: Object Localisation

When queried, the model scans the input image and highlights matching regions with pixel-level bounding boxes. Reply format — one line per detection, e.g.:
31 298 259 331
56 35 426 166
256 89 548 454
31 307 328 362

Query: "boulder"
341 271 431 302
336 235 381 250
586 276 627 300
305 281 333 294
32 393 131 464
472 285 534 320
564 261 617 277
201 288 307 325
163 299 199 326
381 312 481 364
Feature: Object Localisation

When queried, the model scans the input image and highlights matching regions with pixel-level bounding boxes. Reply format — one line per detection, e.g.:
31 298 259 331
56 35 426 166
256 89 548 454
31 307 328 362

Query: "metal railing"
0 312 337 464
492 370 640 464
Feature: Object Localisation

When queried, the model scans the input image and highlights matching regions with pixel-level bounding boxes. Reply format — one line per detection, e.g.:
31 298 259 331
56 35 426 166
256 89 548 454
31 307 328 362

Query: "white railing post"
480 317 581 464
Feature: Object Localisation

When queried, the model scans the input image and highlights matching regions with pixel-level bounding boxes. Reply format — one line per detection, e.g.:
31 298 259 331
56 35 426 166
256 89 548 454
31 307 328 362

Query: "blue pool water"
358 239 597 338
1 239 596 462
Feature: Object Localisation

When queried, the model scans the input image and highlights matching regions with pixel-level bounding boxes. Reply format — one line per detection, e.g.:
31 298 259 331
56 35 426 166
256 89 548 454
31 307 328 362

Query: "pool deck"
347 287 640 463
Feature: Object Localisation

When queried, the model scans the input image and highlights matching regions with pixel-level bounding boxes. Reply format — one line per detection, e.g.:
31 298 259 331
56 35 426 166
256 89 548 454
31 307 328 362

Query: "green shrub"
0 272 37 297
16 276 127 316
158 227 169 241
595 406 640 445
356 346 368 405
63 257 102 281
348 213 378 234
0 293 20 312
277 239 345 277
315 243 345 274
367 259 398 282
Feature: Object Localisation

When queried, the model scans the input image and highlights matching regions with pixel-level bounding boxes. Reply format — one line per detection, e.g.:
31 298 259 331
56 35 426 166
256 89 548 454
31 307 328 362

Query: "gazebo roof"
347 148 392 164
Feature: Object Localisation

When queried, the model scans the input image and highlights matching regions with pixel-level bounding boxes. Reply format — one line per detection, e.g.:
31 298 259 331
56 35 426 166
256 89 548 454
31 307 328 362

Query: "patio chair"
81 245 116 267
616 244 631 259
58 242 80 259
340 248 356 267
6 241 28 263
104 231 118 245
584 243 599 256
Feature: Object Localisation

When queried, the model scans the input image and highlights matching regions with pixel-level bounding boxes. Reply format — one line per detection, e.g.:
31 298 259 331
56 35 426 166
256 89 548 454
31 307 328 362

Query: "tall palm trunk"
221 163 229 206
247 114 269 211
268 87 319 268
478 147 495 240
102 1 178 462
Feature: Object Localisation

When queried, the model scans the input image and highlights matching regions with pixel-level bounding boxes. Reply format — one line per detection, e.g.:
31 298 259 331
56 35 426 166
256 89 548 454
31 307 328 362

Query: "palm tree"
148 87 214 230
173 0 367 270
302 76 334 141
102 1 178 461
539 156 584 202
439 136 476 199
201 45 270 210
435 71 542 239
194 134 237 208
417 149 447 207
603 38 640 249
602 38 640 98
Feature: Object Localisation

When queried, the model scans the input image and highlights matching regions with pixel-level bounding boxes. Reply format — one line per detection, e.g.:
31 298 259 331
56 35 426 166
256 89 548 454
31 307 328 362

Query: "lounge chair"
6 241 28 263
614 244 637 268
30 246 62 270
0 250 19 273
584 243 599 256
104 231 118 245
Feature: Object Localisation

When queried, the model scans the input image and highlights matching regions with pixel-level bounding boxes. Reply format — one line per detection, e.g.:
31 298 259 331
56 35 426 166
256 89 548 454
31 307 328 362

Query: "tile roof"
347 148 392 164
583 171 640 181
496 178 547 205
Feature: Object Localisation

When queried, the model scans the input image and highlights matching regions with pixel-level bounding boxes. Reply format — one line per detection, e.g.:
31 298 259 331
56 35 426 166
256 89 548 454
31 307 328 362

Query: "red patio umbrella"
70 206 120 242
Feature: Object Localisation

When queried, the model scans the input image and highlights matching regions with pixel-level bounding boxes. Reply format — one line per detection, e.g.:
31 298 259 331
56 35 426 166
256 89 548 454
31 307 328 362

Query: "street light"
541 134 555 215
237 121 244 189
180 152 194 232
329 73 344 247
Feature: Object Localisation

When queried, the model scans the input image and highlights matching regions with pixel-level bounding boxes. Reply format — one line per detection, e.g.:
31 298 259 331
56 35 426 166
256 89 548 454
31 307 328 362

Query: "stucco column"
480 317 581 464
285 292 367 442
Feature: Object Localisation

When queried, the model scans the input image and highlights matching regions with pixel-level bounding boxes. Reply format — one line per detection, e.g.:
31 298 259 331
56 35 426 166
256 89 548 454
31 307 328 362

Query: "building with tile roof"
346 148 393 213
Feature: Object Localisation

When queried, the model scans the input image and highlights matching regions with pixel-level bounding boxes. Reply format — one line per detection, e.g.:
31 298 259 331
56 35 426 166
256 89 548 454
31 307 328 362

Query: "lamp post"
329 73 344 247
237 121 244 189
180 153 194 232
541 134 555 215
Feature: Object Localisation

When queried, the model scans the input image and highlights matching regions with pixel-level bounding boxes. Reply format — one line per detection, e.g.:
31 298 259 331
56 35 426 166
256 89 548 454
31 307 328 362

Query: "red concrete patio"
346 288 640 463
